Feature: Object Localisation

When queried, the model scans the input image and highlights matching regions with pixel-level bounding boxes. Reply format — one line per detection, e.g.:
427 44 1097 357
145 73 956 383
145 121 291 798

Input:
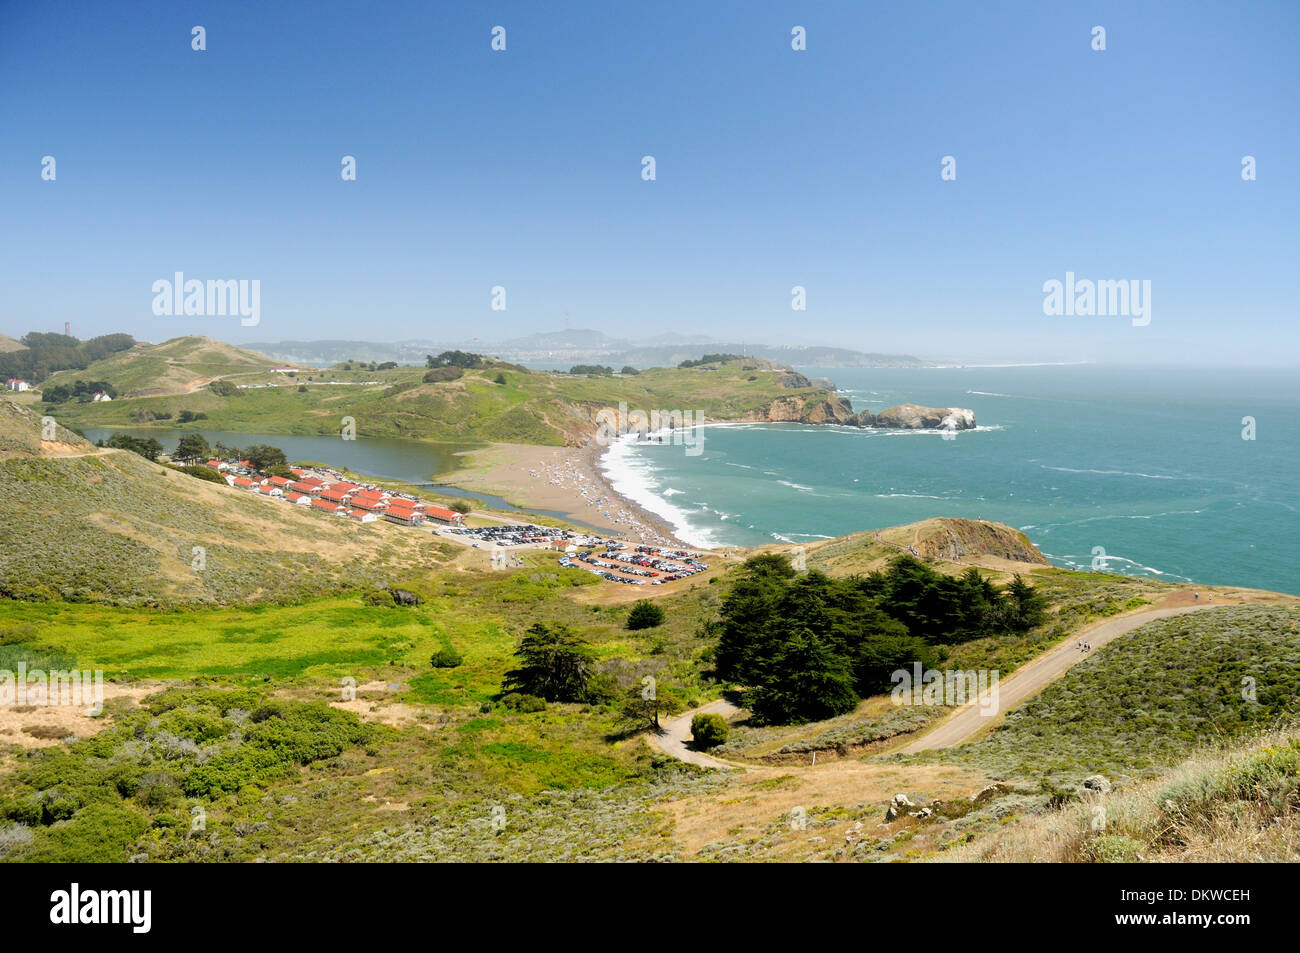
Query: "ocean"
600 365 1299 595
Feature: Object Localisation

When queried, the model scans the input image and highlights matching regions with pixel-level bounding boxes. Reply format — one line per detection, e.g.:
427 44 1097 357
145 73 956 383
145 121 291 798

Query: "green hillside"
0 399 453 606
46 352 840 445
41 335 280 398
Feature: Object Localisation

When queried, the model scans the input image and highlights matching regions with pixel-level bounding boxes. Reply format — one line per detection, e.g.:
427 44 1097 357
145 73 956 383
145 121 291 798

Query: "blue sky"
1 0 1296 364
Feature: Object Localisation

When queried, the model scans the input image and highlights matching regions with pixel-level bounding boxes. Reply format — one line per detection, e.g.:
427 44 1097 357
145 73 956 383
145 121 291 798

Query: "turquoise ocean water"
600 365 1298 595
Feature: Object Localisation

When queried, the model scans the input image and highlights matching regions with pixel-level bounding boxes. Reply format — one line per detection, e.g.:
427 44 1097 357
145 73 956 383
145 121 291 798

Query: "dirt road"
649 699 743 769
898 603 1225 753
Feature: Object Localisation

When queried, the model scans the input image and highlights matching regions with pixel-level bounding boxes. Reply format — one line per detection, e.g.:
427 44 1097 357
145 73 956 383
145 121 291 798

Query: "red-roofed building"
284 491 311 505
383 506 424 526
267 476 292 488
349 491 388 512
257 485 282 497
230 477 257 489
344 509 379 523
205 460 228 471
310 499 344 514
423 505 466 525
319 484 360 504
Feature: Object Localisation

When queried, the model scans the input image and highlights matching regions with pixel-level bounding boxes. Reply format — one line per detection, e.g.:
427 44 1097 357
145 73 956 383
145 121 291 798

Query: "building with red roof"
423 505 466 525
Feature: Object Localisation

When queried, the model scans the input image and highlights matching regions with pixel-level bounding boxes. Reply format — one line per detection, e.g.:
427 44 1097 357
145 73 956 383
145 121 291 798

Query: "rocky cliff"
744 393 858 425
859 404 976 430
897 517 1050 566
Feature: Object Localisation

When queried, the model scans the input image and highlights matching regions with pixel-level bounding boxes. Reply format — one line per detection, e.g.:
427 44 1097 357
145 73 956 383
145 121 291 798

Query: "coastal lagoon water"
78 428 596 527
601 365 1300 595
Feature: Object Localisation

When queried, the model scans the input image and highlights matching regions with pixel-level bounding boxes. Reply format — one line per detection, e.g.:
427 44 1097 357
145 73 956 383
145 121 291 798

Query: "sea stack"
865 404 976 430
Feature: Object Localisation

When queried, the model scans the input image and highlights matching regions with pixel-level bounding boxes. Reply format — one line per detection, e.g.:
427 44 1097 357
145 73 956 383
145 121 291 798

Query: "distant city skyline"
2 1 1297 365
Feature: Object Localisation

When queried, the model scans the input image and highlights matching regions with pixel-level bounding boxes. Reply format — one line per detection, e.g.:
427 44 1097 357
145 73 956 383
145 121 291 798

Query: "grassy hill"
0 399 455 606
41 335 280 398
0 334 25 354
940 603 1300 782
47 352 845 445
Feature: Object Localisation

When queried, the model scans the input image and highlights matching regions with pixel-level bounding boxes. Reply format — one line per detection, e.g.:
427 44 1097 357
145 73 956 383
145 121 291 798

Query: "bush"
500 693 547 713
208 380 238 397
362 588 395 607
626 600 665 630
691 713 729 749
431 648 463 668
422 367 464 383
449 499 471 515
173 465 226 484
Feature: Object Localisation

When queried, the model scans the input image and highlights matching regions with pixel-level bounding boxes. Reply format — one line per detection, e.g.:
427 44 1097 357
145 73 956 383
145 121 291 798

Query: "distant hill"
0 333 26 354
244 332 932 370
0 397 452 606
42 335 281 398
48 355 850 446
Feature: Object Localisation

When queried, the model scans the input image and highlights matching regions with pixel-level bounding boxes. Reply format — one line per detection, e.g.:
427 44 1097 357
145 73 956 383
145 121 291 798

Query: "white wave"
598 433 726 549
1047 551 1193 582
875 493 953 500
1042 465 1181 481
777 480 815 492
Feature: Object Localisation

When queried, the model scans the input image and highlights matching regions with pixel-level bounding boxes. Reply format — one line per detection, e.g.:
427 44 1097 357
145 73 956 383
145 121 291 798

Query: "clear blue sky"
2 0 1296 364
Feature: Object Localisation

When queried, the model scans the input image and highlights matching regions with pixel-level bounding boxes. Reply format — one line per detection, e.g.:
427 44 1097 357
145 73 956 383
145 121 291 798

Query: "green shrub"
626 600 666 630
691 713 729 749
431 648 464 668
500 693 547 713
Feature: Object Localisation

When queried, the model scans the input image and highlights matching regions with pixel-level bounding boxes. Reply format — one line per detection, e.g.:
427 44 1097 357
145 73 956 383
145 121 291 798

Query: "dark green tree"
502 622 596 702
626 599 666 630
746 628 858 725
173 433 211 463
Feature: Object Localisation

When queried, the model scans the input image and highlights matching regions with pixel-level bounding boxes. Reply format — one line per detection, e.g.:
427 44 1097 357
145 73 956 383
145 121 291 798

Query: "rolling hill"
41 335 281 398
45 353 851 445
0 398 454 606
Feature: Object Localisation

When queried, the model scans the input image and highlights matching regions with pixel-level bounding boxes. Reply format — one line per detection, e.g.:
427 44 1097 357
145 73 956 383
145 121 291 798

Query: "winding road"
897 602 1225 753
652 600 1236 768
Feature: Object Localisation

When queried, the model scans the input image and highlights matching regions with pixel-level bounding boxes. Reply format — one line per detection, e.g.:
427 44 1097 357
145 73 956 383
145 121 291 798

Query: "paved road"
650 698 742 769
898 603 1223 753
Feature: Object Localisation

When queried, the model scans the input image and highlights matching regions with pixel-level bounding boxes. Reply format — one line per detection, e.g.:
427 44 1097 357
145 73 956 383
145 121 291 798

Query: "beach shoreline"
443 438 696 550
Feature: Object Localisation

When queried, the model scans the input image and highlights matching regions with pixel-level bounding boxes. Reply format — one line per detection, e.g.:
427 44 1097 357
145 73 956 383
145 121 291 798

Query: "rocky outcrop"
905 518 1051 566
865 404 976 431
743 394 858 425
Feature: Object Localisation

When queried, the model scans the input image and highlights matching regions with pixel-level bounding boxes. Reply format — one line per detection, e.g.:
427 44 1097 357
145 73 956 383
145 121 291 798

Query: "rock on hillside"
861 404 976 430
901 518 1050 566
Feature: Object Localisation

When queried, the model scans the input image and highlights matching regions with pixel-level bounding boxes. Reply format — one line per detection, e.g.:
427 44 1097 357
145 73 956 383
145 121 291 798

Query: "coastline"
444 439 698 549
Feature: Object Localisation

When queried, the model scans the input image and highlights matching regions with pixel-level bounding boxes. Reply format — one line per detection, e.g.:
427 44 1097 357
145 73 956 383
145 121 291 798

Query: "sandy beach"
444 439 690 548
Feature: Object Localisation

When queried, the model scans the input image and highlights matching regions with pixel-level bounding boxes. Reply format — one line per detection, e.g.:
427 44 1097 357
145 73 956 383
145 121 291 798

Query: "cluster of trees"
0 331 135 383
426 350 484 369
501 621 685 734
172 433 212 463
568 364 613 376
208 380 239 397
678 353 743 368
711 554 1049 725
41 380 116 404
98 433 163 461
